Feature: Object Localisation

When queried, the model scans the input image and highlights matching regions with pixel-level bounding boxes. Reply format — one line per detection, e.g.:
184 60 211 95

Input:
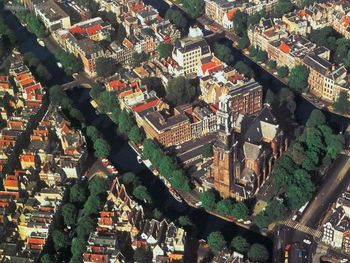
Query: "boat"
37 38 45 47
57 62 63 68
20 21 27 27
169 188 183 203
137 155 143 164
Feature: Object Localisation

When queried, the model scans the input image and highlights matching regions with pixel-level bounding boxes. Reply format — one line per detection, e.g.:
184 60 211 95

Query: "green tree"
98 90 118 113
254 212 270 228
335 38 350 63
306 109 326 127
202 143 213 158
159 155 177 176
230 236 249 253
132 52 149 67
40 254 54 263
52 230 68 251
290 142 306 165
216 199 234 216
93 138 111 158
267 60 277 69
207 231 226 252
55 49 82 75
83 195 102 215
170 170 190 191
200 190 217 210
277 66 289 78
122 172 138 186
214 42 234 64
153 208 163 220
231 202 249 220
76 216 95 238
118 110 135 134
248 11 265 26
111 107 121 123
71 238 86 256
70 184 87 204
129 125 145 144
36 64 52 82
234 61 252 77
133 185 152 203
334 91 350 114
24 52 40 67
89 176 108 196
26 13 46 37
142 139 159 160
133 247 152 263
157 43 173 59
165 9 188 30
256 50 267 63
182 0 204 18
86 126 100 141
288 65 309 93
248 244 269 262
178 215 193 227
237 33 250 50
96 57 116 77
166 76 196 106
62 203 77 226
232 10 248 36
275 0 294 17
89 83 104 100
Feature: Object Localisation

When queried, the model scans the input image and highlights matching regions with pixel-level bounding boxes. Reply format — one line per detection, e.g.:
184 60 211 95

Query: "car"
303 239 311 245
292 214 298 221
195 201 202 207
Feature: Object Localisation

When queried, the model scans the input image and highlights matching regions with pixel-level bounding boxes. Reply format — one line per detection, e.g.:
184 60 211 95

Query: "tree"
165 9 188 30
232 10 248 36
248 11 265 26
288 65 309 93
62 203 77 226
52 230 68 251
202 143 213 158
89 83 104 100
122 172 138 185
93 138 111 158
89 176 108 196
254 212 270 228
277 66 289 78
256 50 267 63
306 109 326 127
231 236 249 253
40 254 54 263
86 126 100 141
237 33 250 50
248 244 269 262
157 43 173 59
133 247 152 263
142 139 159 160
55 49 82 75
133 185 152 203
24 52 40 67
170 170 190 191
129 125 145 144
275 0 294 17
231 202 249 220
207 231 226 252
118 110 135 134
335 38 350 63
334 91 350 114
182 0 204 19
26 13 46 37
291 142 306 165
98 91 118 113
214 42 234 64
216 199 234 216
76 216 95 238
132 52 149 67
96 57 116 77
152 208 163 220
71 238 86 256
70 184 87 204
36 64 52 82
159 156 177 176
234 61 252 77
165 76 196 106
178 215 193 227
200 190 217 210
83 195 102 215
265 89 275 104
267 60 277 69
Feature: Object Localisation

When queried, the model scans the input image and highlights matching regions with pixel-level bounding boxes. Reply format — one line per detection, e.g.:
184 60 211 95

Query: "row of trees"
122 172 153 204
199 190 249 220
270 110 343 209
23 52 52 83
207 232 269 262
40 176 109 263
165 9 188 31
55 49 83 76
14 8 46 38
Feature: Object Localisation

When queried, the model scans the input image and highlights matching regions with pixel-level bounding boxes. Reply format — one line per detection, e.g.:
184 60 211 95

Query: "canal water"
0 0 273 256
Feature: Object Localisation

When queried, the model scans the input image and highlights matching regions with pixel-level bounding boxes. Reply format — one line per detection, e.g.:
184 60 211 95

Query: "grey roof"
145 111 189 132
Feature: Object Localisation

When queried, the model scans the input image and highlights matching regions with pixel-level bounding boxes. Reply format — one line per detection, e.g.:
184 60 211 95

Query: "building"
172 28 211 76
303 51 349 102
204 0 236 29
213 106 287 200
33 0 71 31
143 110 192 147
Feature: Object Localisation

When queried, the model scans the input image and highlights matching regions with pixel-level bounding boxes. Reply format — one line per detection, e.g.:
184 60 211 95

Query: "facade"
204 0 236 28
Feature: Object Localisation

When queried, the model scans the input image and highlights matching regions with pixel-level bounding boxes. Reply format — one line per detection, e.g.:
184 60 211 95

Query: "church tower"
213 94 234 198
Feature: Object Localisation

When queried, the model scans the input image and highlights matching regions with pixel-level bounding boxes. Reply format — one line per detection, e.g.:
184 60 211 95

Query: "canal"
0 0 274 258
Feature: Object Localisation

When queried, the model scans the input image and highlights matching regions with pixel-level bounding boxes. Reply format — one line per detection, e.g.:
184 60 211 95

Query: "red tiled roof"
133 99 160 112
279 42 290 53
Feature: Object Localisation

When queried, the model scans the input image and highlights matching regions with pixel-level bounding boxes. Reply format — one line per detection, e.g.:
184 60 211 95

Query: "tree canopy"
333 91 350 114
133 185 152 203
182 0 204 19
288 65 309 93
231 236 250 253
165 76 196 106
55 49 82 75
96 57 116 77
277 66 289 78
207 231 226 252
200 190 217 210
248 244 269 262
157 43 174 59
93 138 111 158
62 203 77 226
165 9 188 30
214 42 234 64
274 0 294 17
